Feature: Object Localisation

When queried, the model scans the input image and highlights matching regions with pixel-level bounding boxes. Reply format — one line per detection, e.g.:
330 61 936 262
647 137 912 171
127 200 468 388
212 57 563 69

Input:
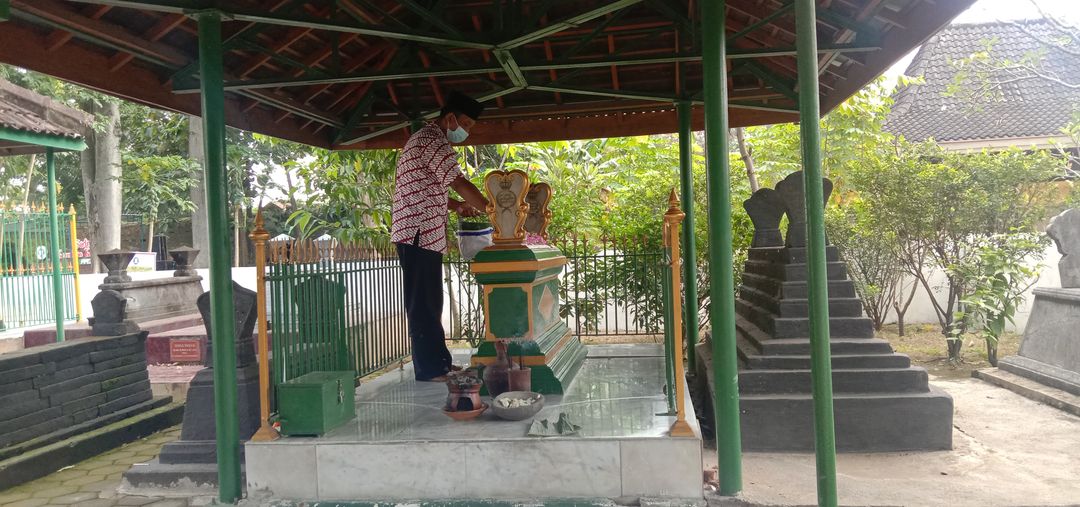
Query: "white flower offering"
497 396 536 408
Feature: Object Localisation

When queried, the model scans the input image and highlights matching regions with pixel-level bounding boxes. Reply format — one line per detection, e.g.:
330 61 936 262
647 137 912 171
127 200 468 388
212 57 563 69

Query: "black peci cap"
441 90 484 120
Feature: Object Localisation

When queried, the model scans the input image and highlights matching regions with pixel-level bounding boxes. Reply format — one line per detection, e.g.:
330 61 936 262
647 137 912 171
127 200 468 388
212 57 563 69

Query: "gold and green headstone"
469 245 586 394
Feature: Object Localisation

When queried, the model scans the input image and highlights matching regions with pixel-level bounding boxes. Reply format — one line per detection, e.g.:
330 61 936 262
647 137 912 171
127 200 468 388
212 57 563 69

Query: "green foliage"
288 149 398 242
826 199 905 330
121 155 199 232
950 233 1047 366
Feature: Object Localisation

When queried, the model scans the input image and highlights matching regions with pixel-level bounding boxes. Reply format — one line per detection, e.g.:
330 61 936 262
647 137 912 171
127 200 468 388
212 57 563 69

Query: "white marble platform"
246 344 703 503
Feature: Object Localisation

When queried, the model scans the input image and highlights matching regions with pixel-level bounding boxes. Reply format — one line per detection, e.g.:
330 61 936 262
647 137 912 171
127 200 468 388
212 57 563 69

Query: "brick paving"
0 426 212 507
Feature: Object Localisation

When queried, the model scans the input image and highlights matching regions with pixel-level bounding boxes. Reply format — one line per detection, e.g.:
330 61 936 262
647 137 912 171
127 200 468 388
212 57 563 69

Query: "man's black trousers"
395 241 454 380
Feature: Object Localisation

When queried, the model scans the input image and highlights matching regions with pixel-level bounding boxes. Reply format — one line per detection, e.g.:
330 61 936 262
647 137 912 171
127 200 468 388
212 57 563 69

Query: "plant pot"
508 366 531 393
460 220 492 231
446 383 483 412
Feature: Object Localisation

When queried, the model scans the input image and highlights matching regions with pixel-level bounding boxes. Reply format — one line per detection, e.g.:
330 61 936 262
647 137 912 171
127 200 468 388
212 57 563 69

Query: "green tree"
121 155 199 243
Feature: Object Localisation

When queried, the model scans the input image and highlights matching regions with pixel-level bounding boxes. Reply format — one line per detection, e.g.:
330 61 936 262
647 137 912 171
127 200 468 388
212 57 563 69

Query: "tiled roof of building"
0 77 90 156
887 19 1080 144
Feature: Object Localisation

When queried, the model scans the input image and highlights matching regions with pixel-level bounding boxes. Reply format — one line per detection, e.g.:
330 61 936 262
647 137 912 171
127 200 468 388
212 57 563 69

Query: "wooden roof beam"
498 0 646 49
44 4 110 52
108 13 187 72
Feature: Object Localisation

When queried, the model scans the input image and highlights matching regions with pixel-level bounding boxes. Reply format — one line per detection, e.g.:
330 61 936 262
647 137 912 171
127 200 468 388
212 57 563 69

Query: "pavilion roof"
887 19 1080 146
0 77 91 156
0 0 974 150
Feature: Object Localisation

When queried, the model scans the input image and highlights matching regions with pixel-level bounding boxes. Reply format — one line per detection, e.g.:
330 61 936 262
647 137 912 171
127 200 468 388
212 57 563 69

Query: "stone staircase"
715 245 954 452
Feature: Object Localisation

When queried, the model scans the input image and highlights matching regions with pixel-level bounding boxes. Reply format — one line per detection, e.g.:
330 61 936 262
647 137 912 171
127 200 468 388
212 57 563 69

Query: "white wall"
882 244 1061 332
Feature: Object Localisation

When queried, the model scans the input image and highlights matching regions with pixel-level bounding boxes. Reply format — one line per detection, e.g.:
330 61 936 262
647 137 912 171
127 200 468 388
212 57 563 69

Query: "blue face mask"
447 125 469 143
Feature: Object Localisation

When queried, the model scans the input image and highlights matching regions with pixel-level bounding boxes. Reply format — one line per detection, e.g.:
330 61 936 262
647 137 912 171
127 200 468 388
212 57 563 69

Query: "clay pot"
483 340 512 398
446 383 483 412
508 366 531 393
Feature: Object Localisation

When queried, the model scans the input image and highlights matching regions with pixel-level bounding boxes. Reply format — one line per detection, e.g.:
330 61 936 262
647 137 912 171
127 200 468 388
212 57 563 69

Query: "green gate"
0 206 78 331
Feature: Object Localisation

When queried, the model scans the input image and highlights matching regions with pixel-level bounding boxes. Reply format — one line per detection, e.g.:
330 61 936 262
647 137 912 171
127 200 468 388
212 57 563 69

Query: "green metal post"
662 262 676 413
197 11 242 503
702 0 742 495
45 148 65 343
677 101 699 369
795 0 839 505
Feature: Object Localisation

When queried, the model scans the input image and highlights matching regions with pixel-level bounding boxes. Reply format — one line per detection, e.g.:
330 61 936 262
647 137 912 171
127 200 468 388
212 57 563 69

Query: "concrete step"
735 299 875 339
748 246 841 264
738 285 863 318
739 272 857 299
974 368 1080 417
739 367 931 395
737 387 953 452
745 352 912 370
742 260 849 282
735 315 887 356
697 339 953 453
23 313 203 349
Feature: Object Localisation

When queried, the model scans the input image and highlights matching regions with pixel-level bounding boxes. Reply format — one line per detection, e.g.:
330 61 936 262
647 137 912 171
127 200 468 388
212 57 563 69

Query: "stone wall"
0 333 151 449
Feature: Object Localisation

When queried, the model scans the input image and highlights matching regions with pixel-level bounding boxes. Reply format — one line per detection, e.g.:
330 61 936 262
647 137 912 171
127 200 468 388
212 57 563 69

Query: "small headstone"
97 250 135 284
525 182 553 238
168 246 200 277
1047 208 1080 288
743 188 787 248
89 290 140 336
196 282 258 368
774 171 833 248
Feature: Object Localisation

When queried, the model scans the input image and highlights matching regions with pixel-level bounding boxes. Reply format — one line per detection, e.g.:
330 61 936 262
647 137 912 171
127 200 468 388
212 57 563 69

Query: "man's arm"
450 174 489 213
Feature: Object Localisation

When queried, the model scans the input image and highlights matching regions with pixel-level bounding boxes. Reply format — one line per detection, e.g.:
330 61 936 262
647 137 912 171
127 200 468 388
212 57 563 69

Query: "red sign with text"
170 339 203 362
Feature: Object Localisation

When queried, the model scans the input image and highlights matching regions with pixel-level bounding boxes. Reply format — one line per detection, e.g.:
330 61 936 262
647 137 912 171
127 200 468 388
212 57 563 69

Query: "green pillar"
46 148 65 343
702 0 742 496
677 102 699 369
795 0 839 505
197 11 242 503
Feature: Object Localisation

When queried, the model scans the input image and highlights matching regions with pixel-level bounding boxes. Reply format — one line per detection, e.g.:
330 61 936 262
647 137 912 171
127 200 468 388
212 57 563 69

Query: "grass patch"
877 323 1021 379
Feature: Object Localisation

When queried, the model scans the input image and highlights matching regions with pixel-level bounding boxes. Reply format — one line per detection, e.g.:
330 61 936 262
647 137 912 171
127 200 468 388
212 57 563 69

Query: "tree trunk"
893 280 919 338
734 127 760 192
15 154 38 275
146 220 155 249
187 114 210 268
79 100 122 273
987 341 998 367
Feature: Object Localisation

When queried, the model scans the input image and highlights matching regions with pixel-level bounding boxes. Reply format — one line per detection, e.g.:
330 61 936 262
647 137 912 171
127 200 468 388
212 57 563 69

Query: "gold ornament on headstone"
484 169 530 246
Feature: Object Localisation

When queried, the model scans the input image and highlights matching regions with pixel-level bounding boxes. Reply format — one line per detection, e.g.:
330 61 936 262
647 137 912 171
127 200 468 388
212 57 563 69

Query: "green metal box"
276 370 356 436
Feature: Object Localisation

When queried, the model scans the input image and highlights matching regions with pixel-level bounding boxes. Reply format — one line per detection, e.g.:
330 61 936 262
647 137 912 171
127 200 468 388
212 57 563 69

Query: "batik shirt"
390 123 463 254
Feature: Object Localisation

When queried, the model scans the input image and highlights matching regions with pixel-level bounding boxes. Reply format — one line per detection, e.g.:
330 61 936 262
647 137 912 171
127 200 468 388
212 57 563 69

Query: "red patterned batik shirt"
390 123 463 254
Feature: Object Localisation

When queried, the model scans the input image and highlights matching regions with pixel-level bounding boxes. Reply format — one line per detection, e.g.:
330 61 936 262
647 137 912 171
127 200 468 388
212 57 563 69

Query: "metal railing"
443 232 665 342
262 236 409 388
0 206 80 331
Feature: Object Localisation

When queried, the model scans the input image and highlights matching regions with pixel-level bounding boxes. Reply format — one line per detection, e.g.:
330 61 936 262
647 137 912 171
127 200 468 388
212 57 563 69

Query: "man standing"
391 91 490 382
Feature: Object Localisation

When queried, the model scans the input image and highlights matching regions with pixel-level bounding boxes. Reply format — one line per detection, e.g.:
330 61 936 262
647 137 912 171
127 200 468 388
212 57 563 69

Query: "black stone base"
696 340 954 453
121 458 240 491
174 365 261 443
0 399 183 490
998 355 1080 397
738 386 954 452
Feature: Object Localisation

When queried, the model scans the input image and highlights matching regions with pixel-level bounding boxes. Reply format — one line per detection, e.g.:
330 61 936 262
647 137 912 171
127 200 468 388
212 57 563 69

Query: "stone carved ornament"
524 182 553 239
773 171 833 248
743 188 787 248
1047 208 1080 288
484 169 531 245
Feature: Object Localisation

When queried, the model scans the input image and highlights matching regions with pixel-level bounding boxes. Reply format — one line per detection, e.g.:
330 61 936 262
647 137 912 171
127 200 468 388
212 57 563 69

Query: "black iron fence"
444 233 665 343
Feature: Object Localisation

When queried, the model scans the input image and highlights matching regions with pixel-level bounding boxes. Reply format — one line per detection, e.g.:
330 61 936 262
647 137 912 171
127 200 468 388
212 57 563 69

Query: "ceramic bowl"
491 391 545 421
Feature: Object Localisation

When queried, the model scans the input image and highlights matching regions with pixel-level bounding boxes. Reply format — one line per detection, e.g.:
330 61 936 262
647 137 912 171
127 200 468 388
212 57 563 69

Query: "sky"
887 0 1080 77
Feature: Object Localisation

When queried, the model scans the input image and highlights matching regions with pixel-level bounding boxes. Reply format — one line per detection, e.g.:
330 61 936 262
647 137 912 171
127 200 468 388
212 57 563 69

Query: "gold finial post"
665 188 693 437
248 211 278 441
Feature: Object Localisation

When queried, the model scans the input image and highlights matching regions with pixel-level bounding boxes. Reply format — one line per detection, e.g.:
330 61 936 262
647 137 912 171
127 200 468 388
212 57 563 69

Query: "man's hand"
458 204 484 217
